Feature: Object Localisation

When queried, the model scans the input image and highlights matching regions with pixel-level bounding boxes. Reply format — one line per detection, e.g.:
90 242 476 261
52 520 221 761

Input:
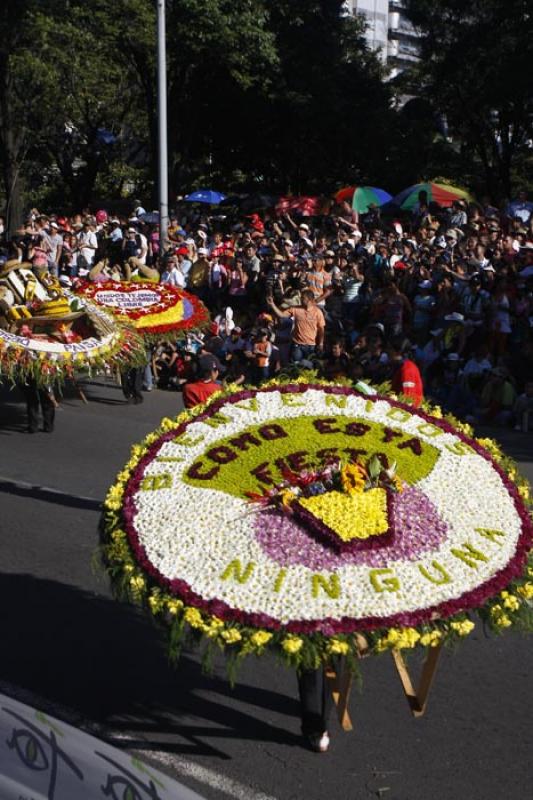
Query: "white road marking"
110 738 278 800
0 681 279 800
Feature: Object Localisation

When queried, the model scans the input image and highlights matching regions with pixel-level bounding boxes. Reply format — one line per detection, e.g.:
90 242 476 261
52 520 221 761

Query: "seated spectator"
322 338 351 381
387 335 424 407
182 354 222 409
477 367 516 425
513 380 533 432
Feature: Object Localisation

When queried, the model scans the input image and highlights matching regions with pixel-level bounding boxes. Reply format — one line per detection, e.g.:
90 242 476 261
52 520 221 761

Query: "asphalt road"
0 379 532 800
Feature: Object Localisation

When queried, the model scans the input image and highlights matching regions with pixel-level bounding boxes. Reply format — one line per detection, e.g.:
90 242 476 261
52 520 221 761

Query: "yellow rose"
282 636 303 654
166 598 183 615
490 605 512 628
184 607 204 629
148 593 164 614
518 485 530 502
396 628 420 649
328 639 350 655
221 628 242 644
251 630 273 648
385 628 401 645
503 595 520 611
517 583 533 600
496 614 512 628
450 620 474 636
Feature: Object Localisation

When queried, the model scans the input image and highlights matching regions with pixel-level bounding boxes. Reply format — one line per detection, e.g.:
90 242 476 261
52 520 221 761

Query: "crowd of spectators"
1 188 532 430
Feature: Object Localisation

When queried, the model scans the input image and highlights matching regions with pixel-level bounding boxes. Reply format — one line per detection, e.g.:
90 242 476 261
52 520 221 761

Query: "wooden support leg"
391 644 443 718
73 379 88 404
325 665 354 732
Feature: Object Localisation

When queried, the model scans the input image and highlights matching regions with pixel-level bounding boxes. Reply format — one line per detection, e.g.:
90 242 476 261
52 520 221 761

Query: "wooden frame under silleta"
325 640 443 731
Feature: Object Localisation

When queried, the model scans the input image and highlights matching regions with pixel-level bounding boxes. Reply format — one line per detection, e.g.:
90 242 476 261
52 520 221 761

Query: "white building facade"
346 0 421 78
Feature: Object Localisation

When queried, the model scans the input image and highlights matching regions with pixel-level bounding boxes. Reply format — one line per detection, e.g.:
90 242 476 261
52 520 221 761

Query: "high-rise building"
345 0 421 78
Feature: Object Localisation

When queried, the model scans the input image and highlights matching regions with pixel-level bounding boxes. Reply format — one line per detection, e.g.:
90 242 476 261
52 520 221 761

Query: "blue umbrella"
184 189 226 205
139 211 160 224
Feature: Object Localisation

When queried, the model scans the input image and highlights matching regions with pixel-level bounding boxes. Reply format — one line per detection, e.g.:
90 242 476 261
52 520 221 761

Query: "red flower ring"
76 280 209 338
119 384 533 635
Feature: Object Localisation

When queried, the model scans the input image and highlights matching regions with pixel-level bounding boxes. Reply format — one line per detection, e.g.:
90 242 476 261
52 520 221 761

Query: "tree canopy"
403 0 533 201
0 0 531 228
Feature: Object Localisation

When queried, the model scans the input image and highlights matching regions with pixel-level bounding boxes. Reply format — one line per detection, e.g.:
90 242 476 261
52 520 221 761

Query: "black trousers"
297 660 340 736
23 381 55 432
121 367 143 400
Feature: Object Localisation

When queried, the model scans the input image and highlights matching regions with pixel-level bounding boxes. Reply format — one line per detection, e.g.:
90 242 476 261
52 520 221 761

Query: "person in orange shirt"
252 328 272 384
267 289 325 364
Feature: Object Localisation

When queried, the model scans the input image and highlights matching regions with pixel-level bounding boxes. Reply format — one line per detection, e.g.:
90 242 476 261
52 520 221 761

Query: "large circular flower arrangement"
102 380 533 673
0 266 144 385
76 281 209 344
0 305 144 386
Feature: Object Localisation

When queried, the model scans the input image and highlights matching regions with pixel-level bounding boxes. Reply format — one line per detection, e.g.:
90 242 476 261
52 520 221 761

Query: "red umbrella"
334 186 356 204
275 196 330 217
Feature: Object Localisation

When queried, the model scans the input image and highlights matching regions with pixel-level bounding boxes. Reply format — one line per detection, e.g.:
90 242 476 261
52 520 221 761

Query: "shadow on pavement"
0 480 102 512
0 573 300 758
0 387 27 434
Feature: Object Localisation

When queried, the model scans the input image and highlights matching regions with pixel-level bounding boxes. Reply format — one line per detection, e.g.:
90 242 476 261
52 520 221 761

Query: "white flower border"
129 388 523 625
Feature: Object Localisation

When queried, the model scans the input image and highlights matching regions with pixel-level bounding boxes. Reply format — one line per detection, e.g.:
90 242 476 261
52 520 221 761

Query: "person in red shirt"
182 355 221 408
388 336 424 407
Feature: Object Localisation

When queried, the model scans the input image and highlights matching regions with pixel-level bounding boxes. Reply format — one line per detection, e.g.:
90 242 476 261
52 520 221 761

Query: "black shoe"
27 428 38 434
133 395 144 404
43 427 54 433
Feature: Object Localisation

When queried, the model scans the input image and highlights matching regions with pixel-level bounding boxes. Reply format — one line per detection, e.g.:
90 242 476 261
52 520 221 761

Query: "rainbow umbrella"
334 186 356 203
391 182 472 211
352 186 392 214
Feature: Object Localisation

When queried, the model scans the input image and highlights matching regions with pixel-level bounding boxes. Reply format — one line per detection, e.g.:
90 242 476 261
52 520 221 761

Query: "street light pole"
157 0 169 251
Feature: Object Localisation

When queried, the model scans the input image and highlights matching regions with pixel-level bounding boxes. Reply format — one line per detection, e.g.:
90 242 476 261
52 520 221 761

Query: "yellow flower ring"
101 380 533 672
0 301 144 386
76 280 209 344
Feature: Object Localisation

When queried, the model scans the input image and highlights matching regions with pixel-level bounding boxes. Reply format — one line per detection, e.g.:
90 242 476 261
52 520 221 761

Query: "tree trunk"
3 153 24 236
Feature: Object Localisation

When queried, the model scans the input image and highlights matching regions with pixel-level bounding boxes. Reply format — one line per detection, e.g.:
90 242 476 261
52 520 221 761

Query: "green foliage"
403 0 533 200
